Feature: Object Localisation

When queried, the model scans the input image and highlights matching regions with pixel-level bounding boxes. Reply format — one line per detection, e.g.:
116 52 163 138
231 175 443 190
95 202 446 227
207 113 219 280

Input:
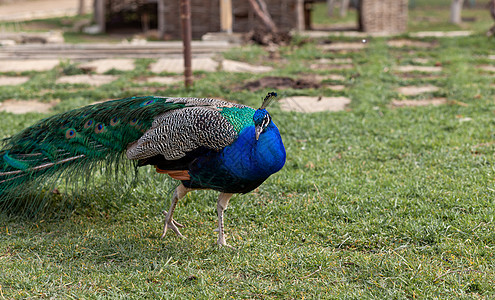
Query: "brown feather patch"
155 167 191 180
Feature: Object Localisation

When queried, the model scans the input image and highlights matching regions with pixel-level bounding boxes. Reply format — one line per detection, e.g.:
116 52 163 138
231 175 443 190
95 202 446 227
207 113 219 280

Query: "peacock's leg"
161 184 191 239
215 192 234 247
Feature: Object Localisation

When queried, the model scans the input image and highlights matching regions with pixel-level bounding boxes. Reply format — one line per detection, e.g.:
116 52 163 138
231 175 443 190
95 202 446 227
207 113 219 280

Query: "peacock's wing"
126 105 246 162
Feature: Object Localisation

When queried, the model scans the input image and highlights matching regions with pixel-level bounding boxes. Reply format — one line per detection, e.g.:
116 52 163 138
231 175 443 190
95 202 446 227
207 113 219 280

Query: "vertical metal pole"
296 0 304 31
180 0 193 88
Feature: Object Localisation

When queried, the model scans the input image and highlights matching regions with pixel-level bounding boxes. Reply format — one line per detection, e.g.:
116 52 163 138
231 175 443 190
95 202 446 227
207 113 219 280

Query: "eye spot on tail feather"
65 129 76 139
95 123 105 134
110 117 119 126
141 99 155 107
84 120 94 129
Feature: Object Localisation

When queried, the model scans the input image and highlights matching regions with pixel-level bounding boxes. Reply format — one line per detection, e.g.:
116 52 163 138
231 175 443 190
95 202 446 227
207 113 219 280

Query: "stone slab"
299 30 392 38
318 42 367 51
396 85 439 96
315 58 353 64
221 59 273 73
150 58 218 73
56 74 118 86
78 59 135 74
409 31 473 38
387 39 436 48
0 59 59 72
477 65 495 72
315 74 346 81
143 76 183 84
412 58 430 64
0 76 30 86
390 98 447 108
394 65 442 73
279 96 351 113
326 85 346 91
310 63 353 71
0 99 57 114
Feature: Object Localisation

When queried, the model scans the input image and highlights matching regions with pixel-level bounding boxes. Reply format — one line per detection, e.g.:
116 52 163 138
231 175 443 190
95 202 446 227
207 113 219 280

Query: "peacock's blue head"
254 92 277 140
253 109 271 140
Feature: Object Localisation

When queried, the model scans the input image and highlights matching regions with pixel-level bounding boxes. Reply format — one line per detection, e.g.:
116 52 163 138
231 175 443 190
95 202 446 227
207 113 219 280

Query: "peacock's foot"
161 210 185 239
214 227 234 249
217 238 234 249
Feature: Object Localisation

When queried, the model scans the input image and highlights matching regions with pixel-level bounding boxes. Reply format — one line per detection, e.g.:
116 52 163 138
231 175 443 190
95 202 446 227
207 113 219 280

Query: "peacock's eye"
262 114 271 129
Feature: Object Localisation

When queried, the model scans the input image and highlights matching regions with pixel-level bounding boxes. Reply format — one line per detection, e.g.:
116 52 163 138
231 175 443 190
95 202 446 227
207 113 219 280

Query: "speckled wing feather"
163 97 247 109
127 106 240 160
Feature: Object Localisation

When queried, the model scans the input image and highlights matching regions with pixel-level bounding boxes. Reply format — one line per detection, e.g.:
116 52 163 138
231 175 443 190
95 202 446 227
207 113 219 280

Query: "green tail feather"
0 96 184 214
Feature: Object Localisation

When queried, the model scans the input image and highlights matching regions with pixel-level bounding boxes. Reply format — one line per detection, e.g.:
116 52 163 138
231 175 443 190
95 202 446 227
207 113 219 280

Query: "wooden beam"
247 0 278 32
78 0 85 15
450 0 465 24
158 0 166 39
340 0 350 17
327 0 335 16
180 0 193 88
95 0 105 33
220 0 233 33
296 0 304 31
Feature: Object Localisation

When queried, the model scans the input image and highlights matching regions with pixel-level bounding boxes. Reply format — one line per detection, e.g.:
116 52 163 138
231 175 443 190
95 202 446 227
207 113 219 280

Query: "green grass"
2 5 495 299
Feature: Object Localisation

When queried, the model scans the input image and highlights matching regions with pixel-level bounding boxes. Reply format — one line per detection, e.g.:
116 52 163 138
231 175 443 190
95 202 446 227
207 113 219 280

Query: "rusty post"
180 0 193 88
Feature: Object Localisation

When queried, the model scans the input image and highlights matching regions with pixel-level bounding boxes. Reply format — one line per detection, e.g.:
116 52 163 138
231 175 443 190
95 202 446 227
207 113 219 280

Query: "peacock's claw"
161 210 185 239
162 210 185 228
217 236 234 249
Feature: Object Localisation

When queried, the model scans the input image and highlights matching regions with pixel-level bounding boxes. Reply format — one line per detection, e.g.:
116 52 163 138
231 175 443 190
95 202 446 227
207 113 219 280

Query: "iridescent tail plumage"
0 96 183 213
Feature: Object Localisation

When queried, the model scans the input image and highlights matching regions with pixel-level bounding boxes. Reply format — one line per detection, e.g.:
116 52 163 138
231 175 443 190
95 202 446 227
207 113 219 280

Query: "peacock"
0 93 286 247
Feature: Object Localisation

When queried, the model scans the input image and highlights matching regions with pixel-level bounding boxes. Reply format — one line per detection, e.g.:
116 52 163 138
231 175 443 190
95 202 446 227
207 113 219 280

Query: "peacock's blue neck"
219 121 286 181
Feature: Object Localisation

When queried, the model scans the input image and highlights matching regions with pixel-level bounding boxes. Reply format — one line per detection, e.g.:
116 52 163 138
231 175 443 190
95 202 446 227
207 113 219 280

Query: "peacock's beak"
255 125 263 140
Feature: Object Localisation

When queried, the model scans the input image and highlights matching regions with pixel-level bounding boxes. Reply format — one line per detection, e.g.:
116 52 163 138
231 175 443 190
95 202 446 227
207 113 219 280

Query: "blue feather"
185 120 285 193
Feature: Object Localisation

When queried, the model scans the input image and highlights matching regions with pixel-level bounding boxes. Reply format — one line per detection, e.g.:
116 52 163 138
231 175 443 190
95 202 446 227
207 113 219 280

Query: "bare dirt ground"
0 0 91 22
